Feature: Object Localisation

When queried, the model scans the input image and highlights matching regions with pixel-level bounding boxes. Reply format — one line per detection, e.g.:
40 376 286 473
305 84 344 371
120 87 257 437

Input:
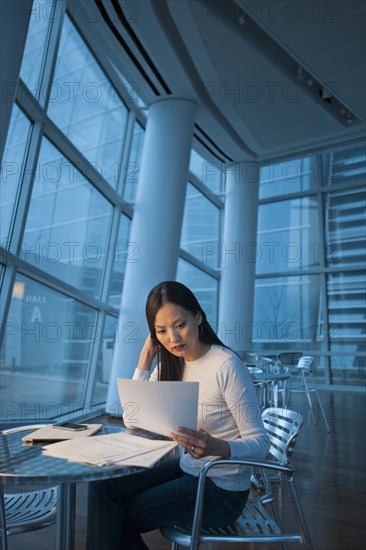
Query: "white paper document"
117 378 199 437
42 432 178 468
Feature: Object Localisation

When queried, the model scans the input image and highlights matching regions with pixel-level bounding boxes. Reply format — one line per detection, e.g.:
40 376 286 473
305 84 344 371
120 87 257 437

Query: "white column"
218 162 260 351
106 98 196 414
0 1 32 160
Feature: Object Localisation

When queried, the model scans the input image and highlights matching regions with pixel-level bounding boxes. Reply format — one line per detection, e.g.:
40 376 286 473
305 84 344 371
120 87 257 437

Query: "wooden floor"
6 390 366 550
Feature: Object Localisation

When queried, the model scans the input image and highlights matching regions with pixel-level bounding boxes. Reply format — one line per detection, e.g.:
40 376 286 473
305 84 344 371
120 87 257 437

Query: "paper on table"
117 379 199 437
42 432 178 468
22 424 102 442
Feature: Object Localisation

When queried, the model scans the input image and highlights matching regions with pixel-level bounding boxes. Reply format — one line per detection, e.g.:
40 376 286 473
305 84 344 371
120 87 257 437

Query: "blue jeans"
86 458 249 550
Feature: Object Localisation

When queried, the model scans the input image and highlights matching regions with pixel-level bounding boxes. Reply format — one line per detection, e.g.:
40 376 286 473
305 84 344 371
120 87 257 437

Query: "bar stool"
287 356 330 433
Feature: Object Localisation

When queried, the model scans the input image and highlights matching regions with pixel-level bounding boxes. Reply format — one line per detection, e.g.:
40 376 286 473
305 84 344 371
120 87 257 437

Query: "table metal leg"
273 382 278 407
56 482 76 550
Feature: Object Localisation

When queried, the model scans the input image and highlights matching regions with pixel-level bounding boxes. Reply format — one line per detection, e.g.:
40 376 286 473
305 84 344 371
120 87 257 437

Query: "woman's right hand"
137 334 160 370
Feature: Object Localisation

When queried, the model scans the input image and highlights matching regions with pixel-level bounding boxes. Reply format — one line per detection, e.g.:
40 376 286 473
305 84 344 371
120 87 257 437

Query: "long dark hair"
145 281 228 381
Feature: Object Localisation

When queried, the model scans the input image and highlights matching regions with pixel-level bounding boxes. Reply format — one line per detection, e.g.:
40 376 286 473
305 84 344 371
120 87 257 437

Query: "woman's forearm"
137 350 155 371
137 335 159 371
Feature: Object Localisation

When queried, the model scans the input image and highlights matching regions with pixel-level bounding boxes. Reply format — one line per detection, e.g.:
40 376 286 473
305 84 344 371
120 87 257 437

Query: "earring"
198 323 203 335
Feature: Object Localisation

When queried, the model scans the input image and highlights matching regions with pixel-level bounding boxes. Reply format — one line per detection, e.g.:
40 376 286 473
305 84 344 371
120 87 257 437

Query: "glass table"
251 372 290 408
0 424 177 550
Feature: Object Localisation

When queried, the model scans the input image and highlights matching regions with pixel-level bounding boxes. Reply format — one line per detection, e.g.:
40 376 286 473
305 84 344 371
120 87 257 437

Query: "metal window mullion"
118 110 137 199
16 79 50 124
82 309 106 410
40 112 133 216
135 109 147 129
98 206 123 305
259 187 319 205
258 179 366 206
17 66 134 216
0 264 17 344
317 153 332 384
36 0 67 111
0 245 119 317
188 173 224 209
97 113 138 307
10 121 44 254
179 249 220 280
255 263 365 280
259 142 366 205
319 173 366 194
216 189 225 323
261 136 366 168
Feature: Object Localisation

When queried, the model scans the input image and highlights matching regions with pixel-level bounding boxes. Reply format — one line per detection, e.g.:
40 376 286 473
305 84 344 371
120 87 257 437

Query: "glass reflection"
123 121 144 203
1 274 98 422
177 258 218 326
19 0 52 100
0 105 32 243
257 196 320 274
181 183 220 269
23 138 113 297
47 15 128 188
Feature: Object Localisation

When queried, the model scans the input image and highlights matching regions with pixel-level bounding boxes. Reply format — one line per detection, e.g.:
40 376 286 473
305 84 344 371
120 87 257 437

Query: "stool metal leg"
315 390 331 432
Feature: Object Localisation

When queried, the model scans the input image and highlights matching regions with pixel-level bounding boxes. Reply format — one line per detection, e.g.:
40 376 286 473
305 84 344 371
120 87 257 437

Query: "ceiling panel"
112 0 366 160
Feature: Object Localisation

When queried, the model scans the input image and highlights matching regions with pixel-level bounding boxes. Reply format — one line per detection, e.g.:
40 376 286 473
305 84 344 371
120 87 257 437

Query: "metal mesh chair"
251 407 303 497
262 407 303 465
161 408 313 549
160 459 313 550
287 356 330 433
0 425 59 550
277 352 303 368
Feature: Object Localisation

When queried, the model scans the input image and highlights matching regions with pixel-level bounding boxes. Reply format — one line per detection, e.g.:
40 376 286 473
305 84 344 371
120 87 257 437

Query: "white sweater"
133 345 270 491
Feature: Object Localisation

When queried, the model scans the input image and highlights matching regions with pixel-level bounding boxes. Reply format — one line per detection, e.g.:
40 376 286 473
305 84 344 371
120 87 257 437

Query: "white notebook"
22 423 102 442
117 378 199 437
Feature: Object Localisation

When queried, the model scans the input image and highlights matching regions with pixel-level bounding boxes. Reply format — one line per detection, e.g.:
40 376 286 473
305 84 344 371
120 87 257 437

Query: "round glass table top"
0 425 173 487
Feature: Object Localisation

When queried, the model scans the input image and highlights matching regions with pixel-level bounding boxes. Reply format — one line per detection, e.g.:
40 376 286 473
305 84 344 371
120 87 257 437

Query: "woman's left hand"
170 427 230 458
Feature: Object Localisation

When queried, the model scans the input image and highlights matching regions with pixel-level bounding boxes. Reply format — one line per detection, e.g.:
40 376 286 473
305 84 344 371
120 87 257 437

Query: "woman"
87 281 269 549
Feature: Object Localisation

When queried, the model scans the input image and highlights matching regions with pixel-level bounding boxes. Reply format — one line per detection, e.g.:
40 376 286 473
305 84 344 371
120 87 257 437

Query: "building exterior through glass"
0 0 365 424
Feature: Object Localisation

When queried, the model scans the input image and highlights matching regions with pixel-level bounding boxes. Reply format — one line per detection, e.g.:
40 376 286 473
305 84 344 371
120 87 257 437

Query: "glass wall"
177 147 224 327
123 121 145 203
0 1 144 422
0 1 223 423
177 258 219 325
324 147 366 384
181 183 220 269
22 138 114 296
2 274 98 421
189 149 223 193
254 147 366 386
2 0 363 428
46 14 129 187
0 105 32 244
19 0 52 99
256 196 320 274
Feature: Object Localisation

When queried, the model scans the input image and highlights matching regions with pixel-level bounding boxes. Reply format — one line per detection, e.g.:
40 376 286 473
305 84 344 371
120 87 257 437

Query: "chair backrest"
296 356 314 373
262 407 303 464
277 352 303 366
239 352 260 363
161 409 312 549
